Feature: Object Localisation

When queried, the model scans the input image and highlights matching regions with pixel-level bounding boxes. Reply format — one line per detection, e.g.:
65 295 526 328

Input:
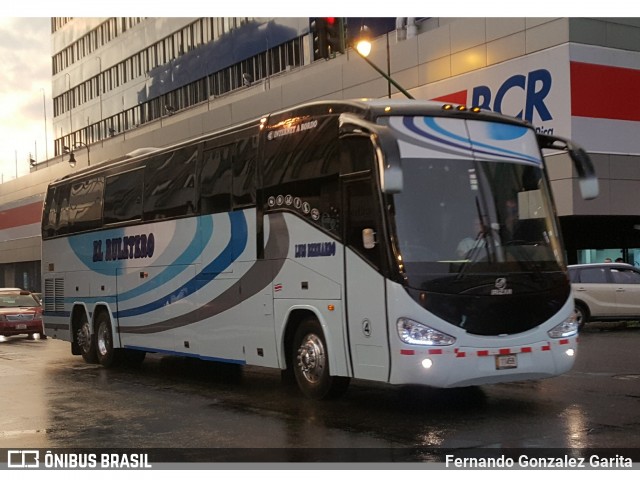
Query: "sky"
0 17 51 183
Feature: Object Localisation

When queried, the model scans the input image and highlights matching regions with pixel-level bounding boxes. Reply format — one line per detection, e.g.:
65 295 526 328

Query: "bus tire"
95 311 122 368
76 316 98 364
292 318 350 400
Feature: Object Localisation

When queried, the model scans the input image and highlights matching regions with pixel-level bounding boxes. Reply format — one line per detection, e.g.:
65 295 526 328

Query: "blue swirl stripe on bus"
117 215 213 302
401 117 540 165
67 215 213 277
116 211 248 318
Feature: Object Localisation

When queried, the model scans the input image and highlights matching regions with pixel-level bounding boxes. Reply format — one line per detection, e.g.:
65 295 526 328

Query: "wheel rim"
97 321 111 357
77 322 92 354
296 333 326 384
574 307 584 326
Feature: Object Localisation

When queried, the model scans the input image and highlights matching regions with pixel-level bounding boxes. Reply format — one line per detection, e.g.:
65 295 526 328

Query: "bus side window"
199 145 232 214
56 184 71 236
344 179 383 269
340 136 383 268
144 146 197 220
340 136 374 174
68 176 104 233
42 187 58 238
232 135 257 209
104 169 144 224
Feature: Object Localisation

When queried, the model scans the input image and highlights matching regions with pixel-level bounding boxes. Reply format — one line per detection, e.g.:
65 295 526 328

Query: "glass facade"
53 18 310 156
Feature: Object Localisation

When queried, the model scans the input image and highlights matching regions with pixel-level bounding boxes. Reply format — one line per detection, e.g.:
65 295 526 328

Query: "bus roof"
48 98 530 187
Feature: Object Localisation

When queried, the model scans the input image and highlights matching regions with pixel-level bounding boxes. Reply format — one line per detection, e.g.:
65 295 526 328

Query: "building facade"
1 17 640 291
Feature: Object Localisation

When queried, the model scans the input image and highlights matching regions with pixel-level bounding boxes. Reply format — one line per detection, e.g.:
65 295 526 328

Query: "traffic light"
311 17 345 60
325 17 345 57
311 18 328 60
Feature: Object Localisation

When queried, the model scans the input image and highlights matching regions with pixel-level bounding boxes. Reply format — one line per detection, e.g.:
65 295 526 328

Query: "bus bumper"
388 336 578 388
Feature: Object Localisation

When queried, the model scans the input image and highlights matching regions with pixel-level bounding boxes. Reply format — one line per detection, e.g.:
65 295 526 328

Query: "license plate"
16 324 27 330
495 354 518 370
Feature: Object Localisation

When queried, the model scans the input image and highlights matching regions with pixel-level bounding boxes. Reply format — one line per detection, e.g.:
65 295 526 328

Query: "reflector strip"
400 339 572 357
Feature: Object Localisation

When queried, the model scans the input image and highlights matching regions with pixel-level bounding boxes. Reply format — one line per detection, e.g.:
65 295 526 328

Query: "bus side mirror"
537 133 599 200
569 145 599 200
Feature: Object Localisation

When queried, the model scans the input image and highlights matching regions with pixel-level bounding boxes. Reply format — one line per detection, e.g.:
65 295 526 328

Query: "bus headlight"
397 317 456 346
548 313 579 338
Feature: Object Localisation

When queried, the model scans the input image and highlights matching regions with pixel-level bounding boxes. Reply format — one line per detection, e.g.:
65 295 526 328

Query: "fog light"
565 348 575 357
421 358 433 369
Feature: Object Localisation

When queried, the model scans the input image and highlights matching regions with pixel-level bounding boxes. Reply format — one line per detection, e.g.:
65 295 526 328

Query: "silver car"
568 263 640 329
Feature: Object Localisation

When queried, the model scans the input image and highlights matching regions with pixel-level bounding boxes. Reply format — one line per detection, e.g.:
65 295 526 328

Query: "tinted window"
144 146 197 220
42 187 58 239
344 177 384 269
68 176 104 232
611 267 640 284
340 136 375 174
104 169 144 224
578 267 608 283
233 135 257 208
56 184 71 236
262 115 339 186
200 145 232 214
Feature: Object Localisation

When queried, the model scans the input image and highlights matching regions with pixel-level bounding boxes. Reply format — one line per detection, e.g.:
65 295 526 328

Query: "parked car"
568 263 640 329
0 288 46 339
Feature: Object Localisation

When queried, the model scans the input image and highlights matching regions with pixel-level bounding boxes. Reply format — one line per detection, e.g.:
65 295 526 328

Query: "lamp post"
96 57 103 140
40 88 48 160
355 26 414 100
65 73 73 138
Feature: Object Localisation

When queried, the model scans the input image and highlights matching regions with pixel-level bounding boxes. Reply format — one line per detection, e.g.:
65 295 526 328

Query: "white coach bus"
42 99 598 399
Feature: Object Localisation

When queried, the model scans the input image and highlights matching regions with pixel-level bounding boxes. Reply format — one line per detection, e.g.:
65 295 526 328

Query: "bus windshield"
391 156 565 291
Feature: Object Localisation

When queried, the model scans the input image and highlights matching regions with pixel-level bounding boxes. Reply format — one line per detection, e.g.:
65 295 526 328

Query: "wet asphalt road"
1 324 639 458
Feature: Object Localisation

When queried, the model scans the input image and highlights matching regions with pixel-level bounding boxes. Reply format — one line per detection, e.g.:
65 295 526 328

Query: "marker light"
397 317 456 346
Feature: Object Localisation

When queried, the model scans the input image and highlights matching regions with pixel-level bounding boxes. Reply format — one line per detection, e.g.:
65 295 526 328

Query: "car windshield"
0 293 39 308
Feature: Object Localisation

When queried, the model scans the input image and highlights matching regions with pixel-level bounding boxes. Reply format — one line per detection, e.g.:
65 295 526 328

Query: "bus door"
342 174 390 382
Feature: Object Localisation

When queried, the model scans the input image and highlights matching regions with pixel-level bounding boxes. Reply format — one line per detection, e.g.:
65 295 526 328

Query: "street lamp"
69 141 90 167
354 25 414 100
63 146 75 168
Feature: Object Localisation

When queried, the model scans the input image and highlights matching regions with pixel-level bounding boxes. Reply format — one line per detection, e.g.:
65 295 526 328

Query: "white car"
568 263 640 329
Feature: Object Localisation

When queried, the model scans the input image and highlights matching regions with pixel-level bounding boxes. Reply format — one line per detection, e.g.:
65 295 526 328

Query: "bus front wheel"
292 318 349 400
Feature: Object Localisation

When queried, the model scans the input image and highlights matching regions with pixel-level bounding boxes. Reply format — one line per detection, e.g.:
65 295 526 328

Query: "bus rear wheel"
77 317 98 364
95 312 122 368
292 318 349 400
